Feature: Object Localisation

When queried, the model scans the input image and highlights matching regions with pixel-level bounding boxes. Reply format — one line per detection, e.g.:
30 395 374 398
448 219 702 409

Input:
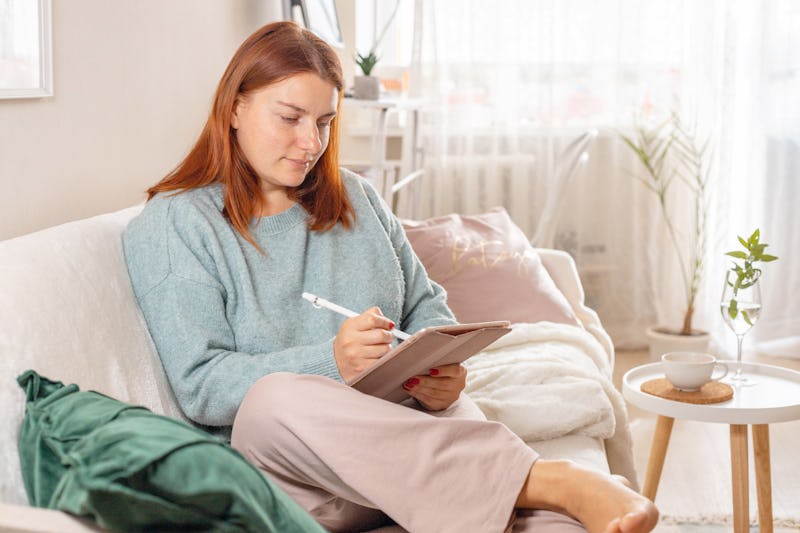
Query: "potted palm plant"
620 113 712 358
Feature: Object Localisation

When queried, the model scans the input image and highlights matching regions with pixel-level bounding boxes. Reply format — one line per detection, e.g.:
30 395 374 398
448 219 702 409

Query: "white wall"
0 0 286 240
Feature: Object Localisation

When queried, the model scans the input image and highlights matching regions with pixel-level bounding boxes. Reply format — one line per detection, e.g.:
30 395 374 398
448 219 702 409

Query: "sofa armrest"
536 248 615 369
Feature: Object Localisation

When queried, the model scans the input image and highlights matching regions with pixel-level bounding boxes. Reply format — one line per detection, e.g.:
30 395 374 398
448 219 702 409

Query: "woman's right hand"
333 306 396 382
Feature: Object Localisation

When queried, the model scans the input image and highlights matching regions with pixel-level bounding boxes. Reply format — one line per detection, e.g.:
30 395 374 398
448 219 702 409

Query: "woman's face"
232 72 338 199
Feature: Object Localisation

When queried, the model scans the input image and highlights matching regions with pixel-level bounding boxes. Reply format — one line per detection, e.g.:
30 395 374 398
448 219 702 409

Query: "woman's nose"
298 122 322 152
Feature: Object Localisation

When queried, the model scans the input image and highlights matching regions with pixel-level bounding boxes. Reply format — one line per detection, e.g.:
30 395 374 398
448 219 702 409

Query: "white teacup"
662 352 728 391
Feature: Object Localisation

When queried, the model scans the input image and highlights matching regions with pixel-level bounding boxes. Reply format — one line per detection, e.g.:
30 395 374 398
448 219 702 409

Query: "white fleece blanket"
463 322 638 487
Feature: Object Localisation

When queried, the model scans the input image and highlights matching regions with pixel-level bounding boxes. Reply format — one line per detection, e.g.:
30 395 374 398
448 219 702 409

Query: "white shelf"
344 126 405 138
340 97 424 205
342 159 401 169
342 96 425 110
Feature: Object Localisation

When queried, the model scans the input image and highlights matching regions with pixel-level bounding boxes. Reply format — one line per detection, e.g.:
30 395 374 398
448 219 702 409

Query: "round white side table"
623 362 800 533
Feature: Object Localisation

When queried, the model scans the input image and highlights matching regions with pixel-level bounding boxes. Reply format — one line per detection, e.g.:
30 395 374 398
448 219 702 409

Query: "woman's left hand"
403 363 467 411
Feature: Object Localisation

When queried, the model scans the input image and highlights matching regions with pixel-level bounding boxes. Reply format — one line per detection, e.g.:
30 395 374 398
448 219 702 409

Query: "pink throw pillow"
402 208 580 327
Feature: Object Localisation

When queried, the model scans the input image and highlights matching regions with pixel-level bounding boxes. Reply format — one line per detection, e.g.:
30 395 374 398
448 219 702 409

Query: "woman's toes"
612 474 634 490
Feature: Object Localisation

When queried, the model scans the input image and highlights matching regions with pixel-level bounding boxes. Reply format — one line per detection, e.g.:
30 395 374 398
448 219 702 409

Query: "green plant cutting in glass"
724 229 778 325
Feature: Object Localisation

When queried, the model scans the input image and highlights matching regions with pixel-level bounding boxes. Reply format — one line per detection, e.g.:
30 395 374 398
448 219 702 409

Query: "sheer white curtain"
398 0 799 353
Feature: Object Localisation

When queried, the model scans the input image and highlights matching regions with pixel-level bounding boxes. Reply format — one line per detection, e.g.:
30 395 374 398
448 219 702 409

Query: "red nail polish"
388 322 395 330
429 368 439 376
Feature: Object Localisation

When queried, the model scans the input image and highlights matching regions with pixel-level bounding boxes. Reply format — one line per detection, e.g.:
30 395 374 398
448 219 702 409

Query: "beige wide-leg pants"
231 373 585 533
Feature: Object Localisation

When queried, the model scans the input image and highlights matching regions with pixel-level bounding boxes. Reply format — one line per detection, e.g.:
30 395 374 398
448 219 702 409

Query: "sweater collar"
253 203 309 236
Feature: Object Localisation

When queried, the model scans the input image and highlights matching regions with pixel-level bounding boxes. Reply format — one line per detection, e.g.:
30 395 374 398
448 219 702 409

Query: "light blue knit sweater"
123 169 454 431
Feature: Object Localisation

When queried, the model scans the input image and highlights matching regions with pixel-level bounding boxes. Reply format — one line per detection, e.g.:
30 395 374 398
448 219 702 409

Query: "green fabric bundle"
16 370 326 532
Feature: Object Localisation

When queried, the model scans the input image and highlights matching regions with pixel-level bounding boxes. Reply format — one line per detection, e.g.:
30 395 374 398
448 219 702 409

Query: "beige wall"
0 0 299 240
0 0 365 241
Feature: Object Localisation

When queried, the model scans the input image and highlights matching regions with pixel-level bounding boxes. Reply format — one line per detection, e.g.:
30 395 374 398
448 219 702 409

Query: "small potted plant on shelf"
353 51 380 100
352 0 401 100
620 112 712 358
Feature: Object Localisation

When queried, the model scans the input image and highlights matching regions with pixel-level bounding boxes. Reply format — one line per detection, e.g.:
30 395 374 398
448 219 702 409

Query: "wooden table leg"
730 424 749 533
642 415 674 500
753 424 773 533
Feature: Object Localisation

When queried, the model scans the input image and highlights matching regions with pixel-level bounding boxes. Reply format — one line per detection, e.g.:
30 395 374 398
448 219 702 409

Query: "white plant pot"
353 75 380 100
645 326 711 361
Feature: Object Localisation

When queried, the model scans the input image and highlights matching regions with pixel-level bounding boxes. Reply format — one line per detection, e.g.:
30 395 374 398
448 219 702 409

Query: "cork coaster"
640 378 734 404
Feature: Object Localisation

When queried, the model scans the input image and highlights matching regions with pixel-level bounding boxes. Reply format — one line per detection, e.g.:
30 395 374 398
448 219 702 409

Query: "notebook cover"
348 321 511 402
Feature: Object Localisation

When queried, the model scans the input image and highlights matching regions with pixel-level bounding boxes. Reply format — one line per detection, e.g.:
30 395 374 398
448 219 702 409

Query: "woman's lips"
286 157 312 170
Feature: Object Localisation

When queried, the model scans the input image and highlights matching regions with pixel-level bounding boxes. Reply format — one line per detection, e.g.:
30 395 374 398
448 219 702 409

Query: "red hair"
147 21 353 247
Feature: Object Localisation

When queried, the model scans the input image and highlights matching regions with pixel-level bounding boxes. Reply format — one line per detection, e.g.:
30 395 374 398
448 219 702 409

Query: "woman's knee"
231 372 303 450
231 372 343 447
241 372 300 408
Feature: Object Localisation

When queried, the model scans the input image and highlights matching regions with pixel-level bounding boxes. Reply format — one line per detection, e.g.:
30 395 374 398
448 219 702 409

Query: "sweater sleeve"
354 175 456 333
123 197 341 428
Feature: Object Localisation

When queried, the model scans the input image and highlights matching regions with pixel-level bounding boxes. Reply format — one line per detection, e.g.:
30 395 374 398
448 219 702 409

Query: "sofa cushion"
17 370 325 533
0 206 185 506
402 207 580 326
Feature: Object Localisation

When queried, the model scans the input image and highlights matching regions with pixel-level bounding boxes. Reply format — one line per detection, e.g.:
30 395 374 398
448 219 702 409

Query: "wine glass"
720 270 762 384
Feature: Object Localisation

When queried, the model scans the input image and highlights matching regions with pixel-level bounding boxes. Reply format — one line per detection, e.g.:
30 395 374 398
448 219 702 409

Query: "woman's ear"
231 99 242 130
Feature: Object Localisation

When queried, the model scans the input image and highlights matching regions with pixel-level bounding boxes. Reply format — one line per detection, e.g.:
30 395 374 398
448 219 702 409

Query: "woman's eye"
317 120 332 129
281 116 300 124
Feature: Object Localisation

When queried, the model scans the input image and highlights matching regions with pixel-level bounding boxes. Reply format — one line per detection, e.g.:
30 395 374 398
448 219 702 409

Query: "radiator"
395 154 543 237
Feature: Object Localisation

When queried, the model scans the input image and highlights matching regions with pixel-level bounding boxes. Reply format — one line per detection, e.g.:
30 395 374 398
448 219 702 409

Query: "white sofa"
0 205 628 532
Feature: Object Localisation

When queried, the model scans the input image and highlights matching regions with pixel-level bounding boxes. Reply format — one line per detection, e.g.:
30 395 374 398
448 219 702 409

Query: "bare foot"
562 466 658 533
518 460 659 533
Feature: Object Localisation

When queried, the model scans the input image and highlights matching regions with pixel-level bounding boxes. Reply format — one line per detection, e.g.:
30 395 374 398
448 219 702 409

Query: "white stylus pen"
302 292 410 340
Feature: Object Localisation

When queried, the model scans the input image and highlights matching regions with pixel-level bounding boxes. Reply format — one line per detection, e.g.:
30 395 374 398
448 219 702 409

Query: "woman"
123 21 658 533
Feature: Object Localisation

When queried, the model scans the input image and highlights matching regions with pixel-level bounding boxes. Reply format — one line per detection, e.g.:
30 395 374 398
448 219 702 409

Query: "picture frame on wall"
0 0 53 99
283 0 344 49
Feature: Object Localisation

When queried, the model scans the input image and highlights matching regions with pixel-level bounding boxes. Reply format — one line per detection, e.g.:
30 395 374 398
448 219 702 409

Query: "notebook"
347 321 511 402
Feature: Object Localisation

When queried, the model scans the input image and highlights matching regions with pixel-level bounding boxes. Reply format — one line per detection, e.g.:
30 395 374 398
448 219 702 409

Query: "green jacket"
17 370 325 533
